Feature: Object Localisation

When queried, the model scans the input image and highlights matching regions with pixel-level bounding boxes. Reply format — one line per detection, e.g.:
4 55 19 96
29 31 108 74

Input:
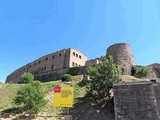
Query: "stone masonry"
107 43 135 75
113 82 160 120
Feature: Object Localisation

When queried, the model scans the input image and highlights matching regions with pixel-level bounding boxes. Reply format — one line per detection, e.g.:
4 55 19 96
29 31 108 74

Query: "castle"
6 43 137 83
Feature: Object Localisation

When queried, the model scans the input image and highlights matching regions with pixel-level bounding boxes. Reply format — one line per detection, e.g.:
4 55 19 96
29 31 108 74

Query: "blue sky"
0 0 160 83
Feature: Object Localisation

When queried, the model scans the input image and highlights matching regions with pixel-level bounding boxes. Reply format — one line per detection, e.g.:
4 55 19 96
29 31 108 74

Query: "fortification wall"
113 82 160 120
6 48 87 83
6 43 136 83
106 43 135 74
85 58 100 67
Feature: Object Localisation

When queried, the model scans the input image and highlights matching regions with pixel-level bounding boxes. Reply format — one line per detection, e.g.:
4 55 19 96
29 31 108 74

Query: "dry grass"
121 75 149 82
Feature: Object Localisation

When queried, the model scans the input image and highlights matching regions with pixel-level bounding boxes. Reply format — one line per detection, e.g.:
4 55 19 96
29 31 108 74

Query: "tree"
13 81 47 114
135 66 150 78
87 55 122 100
21 72 34 83
61 74 72 82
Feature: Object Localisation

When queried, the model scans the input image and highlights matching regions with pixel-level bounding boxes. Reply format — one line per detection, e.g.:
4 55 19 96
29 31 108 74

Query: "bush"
13 81 47 114
87 55 122 99
67 67 79 76
21 72 34 83
61 74 72 82
135 66 150 78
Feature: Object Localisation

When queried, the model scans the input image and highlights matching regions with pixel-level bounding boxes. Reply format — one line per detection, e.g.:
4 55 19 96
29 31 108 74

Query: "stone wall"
6 43 136 83
106 43 135 74
6 48 87 83
113 82 160 120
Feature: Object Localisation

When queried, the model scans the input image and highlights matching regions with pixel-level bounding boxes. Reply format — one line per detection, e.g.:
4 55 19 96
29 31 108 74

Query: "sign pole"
67 107 69 115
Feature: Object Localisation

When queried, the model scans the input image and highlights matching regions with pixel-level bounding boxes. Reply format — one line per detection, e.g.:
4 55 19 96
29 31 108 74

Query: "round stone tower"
106 43 136 74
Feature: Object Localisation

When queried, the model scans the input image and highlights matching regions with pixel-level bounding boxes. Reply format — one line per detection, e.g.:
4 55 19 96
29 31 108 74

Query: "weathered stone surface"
113 82 160 120
6 43 136 83
6 48 87 83
106 43 135 74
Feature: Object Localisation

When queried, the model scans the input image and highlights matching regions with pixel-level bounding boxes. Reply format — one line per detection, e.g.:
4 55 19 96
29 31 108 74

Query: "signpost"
53 86 74 107
53 86 74 120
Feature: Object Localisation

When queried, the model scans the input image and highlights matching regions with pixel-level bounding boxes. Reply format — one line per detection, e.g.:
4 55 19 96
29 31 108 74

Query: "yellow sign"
53 86 74 107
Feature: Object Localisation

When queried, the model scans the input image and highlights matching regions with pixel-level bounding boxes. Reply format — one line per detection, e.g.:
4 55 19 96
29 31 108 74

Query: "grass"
0 77 87 116
0 83 25 111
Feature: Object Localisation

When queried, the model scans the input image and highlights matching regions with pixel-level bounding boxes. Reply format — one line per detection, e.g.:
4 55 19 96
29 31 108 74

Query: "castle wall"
106 43 135 74
85 58 100 67
6 48 87 83
69 48 87 67
6 43 136 83
113 82 160 120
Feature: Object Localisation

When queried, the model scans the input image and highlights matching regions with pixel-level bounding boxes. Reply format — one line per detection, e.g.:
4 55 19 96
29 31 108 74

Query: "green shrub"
67 67 79 76
13 81 47 114
61 74 72 82
21 72 34 83
87 55 122 99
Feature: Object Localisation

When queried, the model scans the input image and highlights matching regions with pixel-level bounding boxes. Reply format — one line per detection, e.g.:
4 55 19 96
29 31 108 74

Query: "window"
34 63 36 66
51 64 54 70
52 55 55 59
76 54 78 57
76 63 78 66
73 52 75 56
44 67 46 71
59 53 61 57
38 60 41 64
46 57 48 61
79 55 81 59
29 65 31 68
72 62 75 67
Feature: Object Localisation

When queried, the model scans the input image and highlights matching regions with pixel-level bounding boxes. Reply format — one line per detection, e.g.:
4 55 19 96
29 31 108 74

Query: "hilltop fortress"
6 43 137 83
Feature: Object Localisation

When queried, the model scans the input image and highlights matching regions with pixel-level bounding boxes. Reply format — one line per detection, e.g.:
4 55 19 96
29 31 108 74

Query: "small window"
59 53 61 57
34 63 36 66
72 62 75 67
38 60 41 64
52 55 55 59
51 64 54 70
76 54 78 57
79 55 81 59
73 52 75 56
46 57 48 61
29 65 31 68
44 67 46 71
76 63 78 66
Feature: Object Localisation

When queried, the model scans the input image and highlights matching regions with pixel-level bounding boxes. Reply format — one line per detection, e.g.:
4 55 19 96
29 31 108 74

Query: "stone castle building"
6 43 136 83
107 43 136 74
6 48 87 83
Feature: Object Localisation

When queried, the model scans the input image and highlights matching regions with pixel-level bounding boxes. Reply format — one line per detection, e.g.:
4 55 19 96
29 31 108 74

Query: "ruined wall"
113 82 160 120
106 43 135 74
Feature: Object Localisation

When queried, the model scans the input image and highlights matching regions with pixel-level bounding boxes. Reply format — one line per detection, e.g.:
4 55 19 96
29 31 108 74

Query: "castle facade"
6 43 136 83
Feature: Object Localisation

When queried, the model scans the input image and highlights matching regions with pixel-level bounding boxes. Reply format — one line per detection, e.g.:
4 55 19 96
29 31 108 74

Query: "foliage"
21 72 34 83
153 68 160 78
135 66 150 78
87 55 122 99
61 74 72 82
13 81 47 114
67 67 80 76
